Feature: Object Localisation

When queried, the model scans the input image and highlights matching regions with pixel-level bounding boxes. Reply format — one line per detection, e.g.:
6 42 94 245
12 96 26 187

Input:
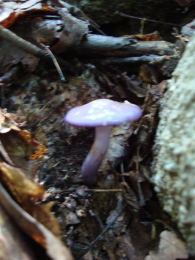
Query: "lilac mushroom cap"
65 99 142 185
65 99 142 127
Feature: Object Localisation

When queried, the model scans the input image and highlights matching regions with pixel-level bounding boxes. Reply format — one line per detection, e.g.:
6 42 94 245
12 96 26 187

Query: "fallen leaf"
0 203 36 260
145 230 188 260
51 8 89 53
0 108 20 133
0 162 60 238
0 183 73 260
0 0 56 28
0 109 47 169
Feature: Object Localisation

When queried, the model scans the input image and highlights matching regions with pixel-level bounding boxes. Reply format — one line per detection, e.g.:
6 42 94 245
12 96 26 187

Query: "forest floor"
0 1 194 259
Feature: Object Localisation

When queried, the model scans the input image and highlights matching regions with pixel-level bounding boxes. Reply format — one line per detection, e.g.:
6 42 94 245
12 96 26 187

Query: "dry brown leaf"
0 162 60 238
17 130 47 160
138 64 158 84
0 0 56 28
0 162 45 204
0 108 47 169
0 109 58 238
145 230 188 260
1 130 47 163
0 108 20 133
51 8 89 53
0 203 36 260
0 184 73 260
135 32 161 41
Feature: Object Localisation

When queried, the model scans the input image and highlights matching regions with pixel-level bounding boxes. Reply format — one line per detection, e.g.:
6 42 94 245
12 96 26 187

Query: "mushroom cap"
65 99 142 127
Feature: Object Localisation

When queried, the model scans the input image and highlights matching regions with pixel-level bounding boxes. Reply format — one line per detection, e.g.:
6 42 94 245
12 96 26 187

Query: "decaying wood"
0 25 178 70
90 54 168 65
77 34 176 57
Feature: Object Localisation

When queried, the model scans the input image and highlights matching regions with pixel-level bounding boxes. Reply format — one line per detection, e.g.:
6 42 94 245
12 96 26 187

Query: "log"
77 34 176 56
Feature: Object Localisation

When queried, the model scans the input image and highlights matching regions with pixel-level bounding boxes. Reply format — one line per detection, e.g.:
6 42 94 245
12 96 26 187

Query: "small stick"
0 25 47 58
91 55 168 65
0 25 66 82
77 204 125 259
40 43 66 82
49 188 123 195
86 188 123 192
116 11 181 27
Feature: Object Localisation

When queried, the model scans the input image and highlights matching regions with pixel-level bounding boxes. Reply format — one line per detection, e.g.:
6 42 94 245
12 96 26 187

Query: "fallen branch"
0 25 47 58
77 34 177 57
0 24 177 60
0 25 67 81
90 54 169 65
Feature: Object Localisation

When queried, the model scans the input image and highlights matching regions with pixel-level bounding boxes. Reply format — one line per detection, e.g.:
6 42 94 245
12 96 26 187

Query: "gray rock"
152 35 195 255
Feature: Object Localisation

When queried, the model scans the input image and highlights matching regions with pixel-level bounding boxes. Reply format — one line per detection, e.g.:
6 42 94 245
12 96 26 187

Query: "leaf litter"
0 0 192 259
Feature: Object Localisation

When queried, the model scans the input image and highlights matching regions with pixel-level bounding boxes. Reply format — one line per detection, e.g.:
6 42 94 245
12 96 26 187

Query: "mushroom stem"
81 126 112 185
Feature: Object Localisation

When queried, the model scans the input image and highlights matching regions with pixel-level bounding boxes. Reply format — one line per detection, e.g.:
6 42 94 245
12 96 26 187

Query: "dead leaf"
0 108 20 133
51 8 89 53
0 162 45 204
0 162 60 238
0 203 36 260
145 230 188 260
0 183 73 260
0 109 47 169
135 32 161 41
0 0 56 28
138 64 158 84
17 130 47 160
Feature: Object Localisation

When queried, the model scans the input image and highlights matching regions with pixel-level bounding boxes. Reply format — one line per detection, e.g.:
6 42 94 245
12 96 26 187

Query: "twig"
0 25 47 58
89 209 105 229
86 188 123 192
40 43 66 82
116 11 181 27
91 54 169 65
49 188 123 195
77 203 125 259
0 26 67 81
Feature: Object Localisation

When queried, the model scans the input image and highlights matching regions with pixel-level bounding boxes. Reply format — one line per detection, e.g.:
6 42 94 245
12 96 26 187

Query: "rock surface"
152 35 195 255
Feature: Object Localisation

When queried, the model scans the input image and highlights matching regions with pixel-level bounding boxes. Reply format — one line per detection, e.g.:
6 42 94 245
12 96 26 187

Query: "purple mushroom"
65 99 142 185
